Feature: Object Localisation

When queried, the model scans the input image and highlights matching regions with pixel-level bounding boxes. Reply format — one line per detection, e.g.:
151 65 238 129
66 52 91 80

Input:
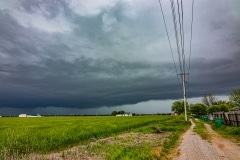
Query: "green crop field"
0 115 190 159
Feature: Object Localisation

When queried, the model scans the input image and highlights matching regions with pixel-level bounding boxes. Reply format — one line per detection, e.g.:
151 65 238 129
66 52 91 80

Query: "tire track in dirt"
175 119 240 160
204 123 240 160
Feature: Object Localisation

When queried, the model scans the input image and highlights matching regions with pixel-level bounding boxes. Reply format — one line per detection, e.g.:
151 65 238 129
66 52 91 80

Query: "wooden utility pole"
178 73 188 121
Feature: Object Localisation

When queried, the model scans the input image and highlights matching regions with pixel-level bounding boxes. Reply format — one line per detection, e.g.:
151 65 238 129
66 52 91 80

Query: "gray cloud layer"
0 0 239 110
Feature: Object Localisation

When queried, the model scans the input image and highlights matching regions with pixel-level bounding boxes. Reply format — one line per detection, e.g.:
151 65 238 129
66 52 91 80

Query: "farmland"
0 115 190 159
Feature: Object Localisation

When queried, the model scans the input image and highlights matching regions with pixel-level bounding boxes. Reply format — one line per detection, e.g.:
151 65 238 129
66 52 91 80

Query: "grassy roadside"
80 115 191 160
159 116 191 159
192 119 210 140
208 121 240 145
193 119 240 145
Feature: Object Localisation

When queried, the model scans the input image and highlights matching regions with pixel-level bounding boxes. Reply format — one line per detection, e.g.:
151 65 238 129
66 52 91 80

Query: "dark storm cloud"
0 54 180 108
0 0 240 111
188 56 240 95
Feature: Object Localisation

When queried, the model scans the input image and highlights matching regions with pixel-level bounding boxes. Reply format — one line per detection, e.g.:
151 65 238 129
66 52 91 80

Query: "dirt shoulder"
204 123 240 159
174 119 240 160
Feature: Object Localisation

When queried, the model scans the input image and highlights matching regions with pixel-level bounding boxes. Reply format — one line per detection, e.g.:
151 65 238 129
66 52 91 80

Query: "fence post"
235 112 239 127
229 114 232 126
223 112 229 125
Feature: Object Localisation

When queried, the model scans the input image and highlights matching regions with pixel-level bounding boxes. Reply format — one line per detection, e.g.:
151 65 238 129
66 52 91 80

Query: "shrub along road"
175 119 240 160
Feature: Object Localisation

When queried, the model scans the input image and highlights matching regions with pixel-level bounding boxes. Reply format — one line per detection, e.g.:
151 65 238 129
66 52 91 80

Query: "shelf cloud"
0 0 239 113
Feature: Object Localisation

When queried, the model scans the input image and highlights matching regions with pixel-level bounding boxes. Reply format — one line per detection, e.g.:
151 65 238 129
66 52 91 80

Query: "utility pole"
178 73 188 121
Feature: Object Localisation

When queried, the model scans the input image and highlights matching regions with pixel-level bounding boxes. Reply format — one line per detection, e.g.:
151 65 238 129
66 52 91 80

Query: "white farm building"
19 114 41 117
116 112 132 117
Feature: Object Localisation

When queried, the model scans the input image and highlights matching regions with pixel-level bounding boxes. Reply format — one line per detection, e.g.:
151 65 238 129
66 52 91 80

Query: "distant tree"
213 100 232 108
207 105 220 114
118 110 125 114
214 100 227 105
111 111 118 116
218 104 230 112
229 88 240 107
202 93 217 106
171 100 188 115
231 106 240 111
190 103 207 116
207 104 230 114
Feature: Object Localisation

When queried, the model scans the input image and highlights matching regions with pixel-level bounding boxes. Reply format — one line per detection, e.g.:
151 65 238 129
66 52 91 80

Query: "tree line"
172 88 240 117
111 110 125 116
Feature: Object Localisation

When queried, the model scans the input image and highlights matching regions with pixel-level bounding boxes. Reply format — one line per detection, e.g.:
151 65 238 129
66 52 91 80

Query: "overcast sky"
0 0 239 115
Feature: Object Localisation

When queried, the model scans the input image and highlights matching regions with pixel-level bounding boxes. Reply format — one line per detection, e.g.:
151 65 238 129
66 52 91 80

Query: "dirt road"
175 119 240 160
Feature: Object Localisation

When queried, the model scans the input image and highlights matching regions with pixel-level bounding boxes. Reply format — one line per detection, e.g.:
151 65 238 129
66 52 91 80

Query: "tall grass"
79 115 190 160
0 116 168 157
0 115 191 159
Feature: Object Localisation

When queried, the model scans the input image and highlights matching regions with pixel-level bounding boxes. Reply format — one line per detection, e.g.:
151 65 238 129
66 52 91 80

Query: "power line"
158 0 182 90
170 0 188 121
180 0 185 74
176 0 183 52
180 0 187 121
176 0 184 73
176 0 186 74
187 0 195 97
170 0 183 74
158 0 193 121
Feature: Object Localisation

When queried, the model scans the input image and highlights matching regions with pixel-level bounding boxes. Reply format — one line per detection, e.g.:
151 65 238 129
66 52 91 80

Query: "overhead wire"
158 0 182 90
173 0 188 98
171 0 188 121
158 0 194 100
158 0 195 121
170 0 183 74
176 0 186 79
187 0 195 96
176 0 184 72
177 0 187 97
180 0 185 74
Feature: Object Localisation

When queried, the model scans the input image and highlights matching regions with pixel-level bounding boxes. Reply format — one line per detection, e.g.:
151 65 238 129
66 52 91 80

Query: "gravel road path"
175 119 240 160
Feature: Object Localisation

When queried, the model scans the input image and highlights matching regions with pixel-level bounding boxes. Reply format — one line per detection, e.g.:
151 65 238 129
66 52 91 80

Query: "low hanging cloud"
0 0 240 111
